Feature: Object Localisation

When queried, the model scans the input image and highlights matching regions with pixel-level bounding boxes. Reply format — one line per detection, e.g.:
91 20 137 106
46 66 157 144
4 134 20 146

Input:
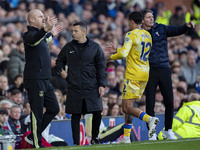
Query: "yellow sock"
138 111 151 122
123 124 132 137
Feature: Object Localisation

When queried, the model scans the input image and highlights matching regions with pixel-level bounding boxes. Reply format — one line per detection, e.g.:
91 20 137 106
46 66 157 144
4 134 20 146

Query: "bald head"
27 9 40 24
26 9 45 29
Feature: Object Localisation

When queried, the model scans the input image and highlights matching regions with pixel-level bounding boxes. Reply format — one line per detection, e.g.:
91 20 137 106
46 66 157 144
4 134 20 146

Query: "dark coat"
56 38 107 114
7 49 25 84
23 26 52 79
148 23 189 68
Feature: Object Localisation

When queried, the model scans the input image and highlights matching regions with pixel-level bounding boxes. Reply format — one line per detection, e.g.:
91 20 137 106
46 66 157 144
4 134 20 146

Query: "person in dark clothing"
56 22 107 145
142 9 194 140
23 9 62 148
7 40 25 85
50 52 68 94
7 105 22 135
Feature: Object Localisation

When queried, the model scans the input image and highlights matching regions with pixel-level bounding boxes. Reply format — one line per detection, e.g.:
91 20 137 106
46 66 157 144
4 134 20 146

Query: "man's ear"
30 18 34 23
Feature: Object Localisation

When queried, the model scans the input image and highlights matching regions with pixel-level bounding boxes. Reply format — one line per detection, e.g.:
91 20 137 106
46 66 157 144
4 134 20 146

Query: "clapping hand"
52 24 63 36
44 16 58 32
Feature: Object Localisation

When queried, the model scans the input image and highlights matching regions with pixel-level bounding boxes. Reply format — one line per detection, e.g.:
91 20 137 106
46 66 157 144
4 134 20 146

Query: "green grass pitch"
25 138 200 150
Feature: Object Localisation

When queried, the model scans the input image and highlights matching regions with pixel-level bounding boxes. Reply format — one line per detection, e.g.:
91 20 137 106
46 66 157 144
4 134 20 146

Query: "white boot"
162 129 177 140
149 133 157 140
148 117 159 138
119 136 131 143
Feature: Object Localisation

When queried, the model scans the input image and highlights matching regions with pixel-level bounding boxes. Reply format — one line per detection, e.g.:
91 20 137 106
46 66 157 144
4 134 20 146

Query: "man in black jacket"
23 9 62 148
142 9 194 140
56 22 107 145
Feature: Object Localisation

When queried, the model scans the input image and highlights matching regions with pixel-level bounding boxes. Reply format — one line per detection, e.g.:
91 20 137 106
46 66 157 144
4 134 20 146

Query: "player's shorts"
122 79 147 99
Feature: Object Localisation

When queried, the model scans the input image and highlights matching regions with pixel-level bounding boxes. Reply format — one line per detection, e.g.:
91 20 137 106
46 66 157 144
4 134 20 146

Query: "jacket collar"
71 37 91 46
27 25 40 31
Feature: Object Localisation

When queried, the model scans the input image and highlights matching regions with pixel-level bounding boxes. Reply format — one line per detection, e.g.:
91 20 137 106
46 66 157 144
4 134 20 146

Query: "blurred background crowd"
0 0 200 135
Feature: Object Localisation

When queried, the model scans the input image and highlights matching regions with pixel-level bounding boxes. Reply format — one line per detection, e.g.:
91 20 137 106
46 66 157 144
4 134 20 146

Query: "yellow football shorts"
122 79 147 99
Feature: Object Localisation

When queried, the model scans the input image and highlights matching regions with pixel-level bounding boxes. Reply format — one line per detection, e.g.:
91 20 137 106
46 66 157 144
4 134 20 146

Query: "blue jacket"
23 26 52 79
148 23 189 68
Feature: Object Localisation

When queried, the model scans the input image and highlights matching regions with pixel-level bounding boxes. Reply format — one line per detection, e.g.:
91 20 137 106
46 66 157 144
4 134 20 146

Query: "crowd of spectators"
0 0 200 136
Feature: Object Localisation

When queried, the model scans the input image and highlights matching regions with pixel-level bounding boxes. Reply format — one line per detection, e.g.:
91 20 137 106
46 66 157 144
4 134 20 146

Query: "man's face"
0 76 8 90
32 10 45 29
23 103 31 115
72 25 85 42
142 12 154 27
0 114 8 124
11 93 23 105
10 107 21 120
1 103 11 115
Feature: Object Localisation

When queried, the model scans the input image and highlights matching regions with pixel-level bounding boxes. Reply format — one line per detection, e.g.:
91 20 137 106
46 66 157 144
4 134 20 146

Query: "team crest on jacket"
155 31 160 36
39 91 44 97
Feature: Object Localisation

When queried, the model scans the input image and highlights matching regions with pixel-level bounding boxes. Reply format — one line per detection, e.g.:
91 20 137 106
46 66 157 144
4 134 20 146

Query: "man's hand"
187 21 195 28
105 42 116 53
104 42 116 61
60 69 68 79
104 51 112 62
44 16 58 32
51 24 63 36
99 86 105 98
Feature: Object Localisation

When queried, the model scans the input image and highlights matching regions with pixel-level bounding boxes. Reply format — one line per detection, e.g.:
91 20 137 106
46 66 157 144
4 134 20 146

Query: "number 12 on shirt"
140 41 151 61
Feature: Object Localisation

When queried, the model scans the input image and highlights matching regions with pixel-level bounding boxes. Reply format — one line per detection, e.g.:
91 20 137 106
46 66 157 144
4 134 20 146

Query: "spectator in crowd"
107 91 118 106
102 94 109 106
0 108 9 128
109 103 120 116
0 100 13 115
102 104 109 116
23 9 61 148
158 93 200 139
177 80 188 93
179 52 200 89
7 105 22 134
105 11 159 143
21 102 31 134
154 100 165 113
0 75 9 97
54 102 66 120
169 6 186 26
50 52 68 94
54 89 65 104
7 40 25 84
142 9 194 140
8 74 25 94
9 89 24 113
155 2 171 25
107 71 121 95
56 21 107 145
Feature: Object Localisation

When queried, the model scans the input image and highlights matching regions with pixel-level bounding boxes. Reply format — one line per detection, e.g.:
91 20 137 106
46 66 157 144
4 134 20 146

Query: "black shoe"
91 138 100 145
25 134 33 145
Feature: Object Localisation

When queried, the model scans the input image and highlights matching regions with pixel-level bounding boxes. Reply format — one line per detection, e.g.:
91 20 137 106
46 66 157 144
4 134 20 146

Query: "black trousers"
145 67 174 130
24 79 59 148
71 100 102 145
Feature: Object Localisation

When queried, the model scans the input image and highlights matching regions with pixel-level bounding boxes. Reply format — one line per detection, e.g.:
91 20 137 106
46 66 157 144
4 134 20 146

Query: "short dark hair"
128 11 143 24
141 9 153 19
11 89 21 96
73 22 87 31
0 108 8 115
